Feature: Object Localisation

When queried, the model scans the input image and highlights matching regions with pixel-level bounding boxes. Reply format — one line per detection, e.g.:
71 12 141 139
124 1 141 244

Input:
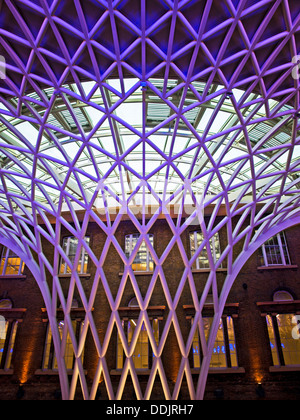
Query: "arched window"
128 297 139 307
273 290 293 302
266 290 300 367
0 299 13 309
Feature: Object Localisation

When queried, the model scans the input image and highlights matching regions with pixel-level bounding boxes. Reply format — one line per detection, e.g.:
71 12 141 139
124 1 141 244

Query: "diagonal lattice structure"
0 0 300 400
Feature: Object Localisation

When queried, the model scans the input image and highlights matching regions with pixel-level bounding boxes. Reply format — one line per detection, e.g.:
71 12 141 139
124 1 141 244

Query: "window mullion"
65 238 71 274
211 236 217 264
3 248 9 275
2 320 13 370
277 233 286 266
4 320 18 370
80 245 85 274
221 316 231 368
272 315 285 366
262 244 268 267
195 233 199 270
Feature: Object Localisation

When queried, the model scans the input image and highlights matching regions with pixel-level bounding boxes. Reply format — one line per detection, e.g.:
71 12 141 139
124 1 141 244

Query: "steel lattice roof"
0 0 299 400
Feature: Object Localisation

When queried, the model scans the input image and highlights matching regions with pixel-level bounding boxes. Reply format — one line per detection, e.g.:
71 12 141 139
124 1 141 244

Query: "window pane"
192 316 237 369
153 319 159 346
266 315 280 366
273 291 293 302
128 320 149 369
117 321 124 370
190 232 222 269
44 320 83 371
279 232 291 265
117 319 159 369
204 318 226 368
277 314 300 366
192 323 201 368
5 321 18 369
81 252 89 274
0 248 24 276
0 319 8 366
5 257 23 275
60 238 72 274
152 319 159 361
265 236 282 265
260 232 291 266
60 237 90 274
43 324 52 370
0 258 5 275
125 234 154 272
227 316 238 368
53 320 77 370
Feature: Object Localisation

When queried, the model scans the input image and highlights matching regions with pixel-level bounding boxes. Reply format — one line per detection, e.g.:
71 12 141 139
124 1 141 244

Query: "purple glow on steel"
0 0 299 400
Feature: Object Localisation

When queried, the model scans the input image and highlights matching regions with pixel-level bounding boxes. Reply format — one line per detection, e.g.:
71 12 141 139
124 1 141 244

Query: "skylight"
0 78 298 215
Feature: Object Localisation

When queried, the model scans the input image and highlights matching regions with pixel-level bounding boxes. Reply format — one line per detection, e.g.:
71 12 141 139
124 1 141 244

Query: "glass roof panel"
0 79 298 214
